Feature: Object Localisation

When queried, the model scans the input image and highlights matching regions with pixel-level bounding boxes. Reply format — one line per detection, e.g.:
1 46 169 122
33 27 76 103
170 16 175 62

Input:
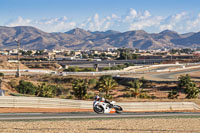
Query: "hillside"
0 26 199 50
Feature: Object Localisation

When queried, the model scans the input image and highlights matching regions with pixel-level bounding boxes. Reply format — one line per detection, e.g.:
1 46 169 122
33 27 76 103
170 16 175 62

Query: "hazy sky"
1 0 200 33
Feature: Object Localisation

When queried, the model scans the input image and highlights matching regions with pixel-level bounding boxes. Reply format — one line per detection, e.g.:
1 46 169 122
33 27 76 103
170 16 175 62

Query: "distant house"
55 56 75 61
0 51 8 55
193 51 200 57
9 49 18 55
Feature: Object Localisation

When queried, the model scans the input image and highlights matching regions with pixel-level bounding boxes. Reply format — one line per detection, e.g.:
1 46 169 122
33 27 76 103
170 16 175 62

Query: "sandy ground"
0 108 93 113
0 118 200 133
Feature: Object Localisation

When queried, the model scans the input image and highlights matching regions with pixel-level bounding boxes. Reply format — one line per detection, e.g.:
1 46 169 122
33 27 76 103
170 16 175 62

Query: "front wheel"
114 105 123 113
93 105 104 114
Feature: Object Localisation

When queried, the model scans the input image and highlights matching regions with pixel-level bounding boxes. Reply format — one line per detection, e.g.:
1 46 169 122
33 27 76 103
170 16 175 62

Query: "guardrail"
0 69 54 73
0 96 199 111
60 71 137 76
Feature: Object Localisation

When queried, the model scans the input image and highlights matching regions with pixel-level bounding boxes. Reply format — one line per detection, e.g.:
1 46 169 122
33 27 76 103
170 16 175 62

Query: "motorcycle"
93 100 123 114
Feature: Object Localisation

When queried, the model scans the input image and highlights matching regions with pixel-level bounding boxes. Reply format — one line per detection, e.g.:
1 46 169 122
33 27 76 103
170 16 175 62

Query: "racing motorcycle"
93 98 123 114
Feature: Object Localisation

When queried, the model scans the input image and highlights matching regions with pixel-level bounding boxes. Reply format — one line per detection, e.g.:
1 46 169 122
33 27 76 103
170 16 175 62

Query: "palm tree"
185 81 200 99
36 83 56 98
72 79 88 99
97 75 117 97
178 74 191 90
128 80 143 98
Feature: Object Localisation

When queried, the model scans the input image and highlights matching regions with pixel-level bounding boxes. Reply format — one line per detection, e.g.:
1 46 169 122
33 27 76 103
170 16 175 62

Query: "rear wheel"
93 105 104 114
114 105 123 113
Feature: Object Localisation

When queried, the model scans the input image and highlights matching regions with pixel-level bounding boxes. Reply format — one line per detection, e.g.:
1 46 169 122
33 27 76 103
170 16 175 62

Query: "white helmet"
101 97 105 101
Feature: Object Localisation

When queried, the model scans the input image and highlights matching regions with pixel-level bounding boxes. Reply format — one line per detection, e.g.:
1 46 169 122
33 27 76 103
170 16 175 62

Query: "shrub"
140 77 148 88
85 92 96 99
82 67 96 72
168 90 179 99
102 67 110 71
128 80 143 98
65 66 79 72
66 94 74 99
64 66 95 72
36 83 62 98
0 73 4 77
72 79 88 99
9 93 26 96
16 80 37 95
9 79 18 88
150 94 157 99
124 63 135 67
104 94 113 99
53 77 73 83
185 82 199 99
139 92 150 99
89 79 97 85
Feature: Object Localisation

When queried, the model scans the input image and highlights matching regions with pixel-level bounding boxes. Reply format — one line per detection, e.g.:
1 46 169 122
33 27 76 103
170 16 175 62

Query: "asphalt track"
0 112 200 120
150 68 200 80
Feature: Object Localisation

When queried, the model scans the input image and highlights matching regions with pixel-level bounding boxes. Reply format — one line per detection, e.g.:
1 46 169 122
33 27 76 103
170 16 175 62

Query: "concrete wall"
0 96 199 111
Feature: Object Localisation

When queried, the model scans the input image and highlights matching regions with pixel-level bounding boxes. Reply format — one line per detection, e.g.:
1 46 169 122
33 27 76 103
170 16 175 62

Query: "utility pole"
0 78 2 90
15 39 21 77
125 48 128 60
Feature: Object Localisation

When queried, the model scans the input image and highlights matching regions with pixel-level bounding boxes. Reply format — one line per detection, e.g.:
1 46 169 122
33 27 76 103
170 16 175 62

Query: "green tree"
128 80 143 98
117 48 139 60
35 50 45 55
185 82 199 99
132 54 139 59
118 48 131 60
16 80 37 95
72 79 88 99
70 51 75 56
96 75 117 97
178 74 200 99
140 77 147 88
178 74 191 90
64 66 79 72
0 72 4 77
36 83 58 98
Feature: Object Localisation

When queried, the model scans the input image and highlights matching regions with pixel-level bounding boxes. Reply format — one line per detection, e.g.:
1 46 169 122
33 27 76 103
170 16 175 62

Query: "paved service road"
0 112 200 120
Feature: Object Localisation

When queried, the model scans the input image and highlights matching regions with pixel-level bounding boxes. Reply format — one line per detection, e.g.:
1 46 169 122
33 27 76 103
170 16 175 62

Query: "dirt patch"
0 107 200 113
0 108 93 113
0 61 28 69
190 71 200 80
0 118 200 133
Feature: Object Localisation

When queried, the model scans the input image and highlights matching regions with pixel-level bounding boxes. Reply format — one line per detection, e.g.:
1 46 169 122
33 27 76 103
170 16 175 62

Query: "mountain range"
0 26 199 50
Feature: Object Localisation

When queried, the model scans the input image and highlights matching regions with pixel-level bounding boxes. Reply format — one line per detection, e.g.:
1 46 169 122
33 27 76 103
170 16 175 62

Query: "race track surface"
0 112 200 120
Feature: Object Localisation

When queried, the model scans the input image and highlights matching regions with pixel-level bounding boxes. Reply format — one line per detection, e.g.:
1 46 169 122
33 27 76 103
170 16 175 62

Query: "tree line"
13 74 200 100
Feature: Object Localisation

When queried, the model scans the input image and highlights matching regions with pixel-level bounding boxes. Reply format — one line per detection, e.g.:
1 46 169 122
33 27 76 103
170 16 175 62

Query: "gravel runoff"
0 118 200 133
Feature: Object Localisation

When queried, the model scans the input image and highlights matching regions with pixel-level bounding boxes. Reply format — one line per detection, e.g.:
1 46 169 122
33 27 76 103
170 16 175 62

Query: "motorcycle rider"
94 95 112 107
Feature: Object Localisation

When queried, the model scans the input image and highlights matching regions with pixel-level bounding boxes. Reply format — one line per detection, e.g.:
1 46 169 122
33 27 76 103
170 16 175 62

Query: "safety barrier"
117 102 200 111
0 96 199 111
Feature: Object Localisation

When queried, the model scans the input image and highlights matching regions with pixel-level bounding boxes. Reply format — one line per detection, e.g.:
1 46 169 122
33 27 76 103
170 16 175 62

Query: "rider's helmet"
94 95 100 101
101 97 105 102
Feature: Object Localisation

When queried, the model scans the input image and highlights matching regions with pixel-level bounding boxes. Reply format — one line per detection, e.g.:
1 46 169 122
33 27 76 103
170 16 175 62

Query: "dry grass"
0 118 200 133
